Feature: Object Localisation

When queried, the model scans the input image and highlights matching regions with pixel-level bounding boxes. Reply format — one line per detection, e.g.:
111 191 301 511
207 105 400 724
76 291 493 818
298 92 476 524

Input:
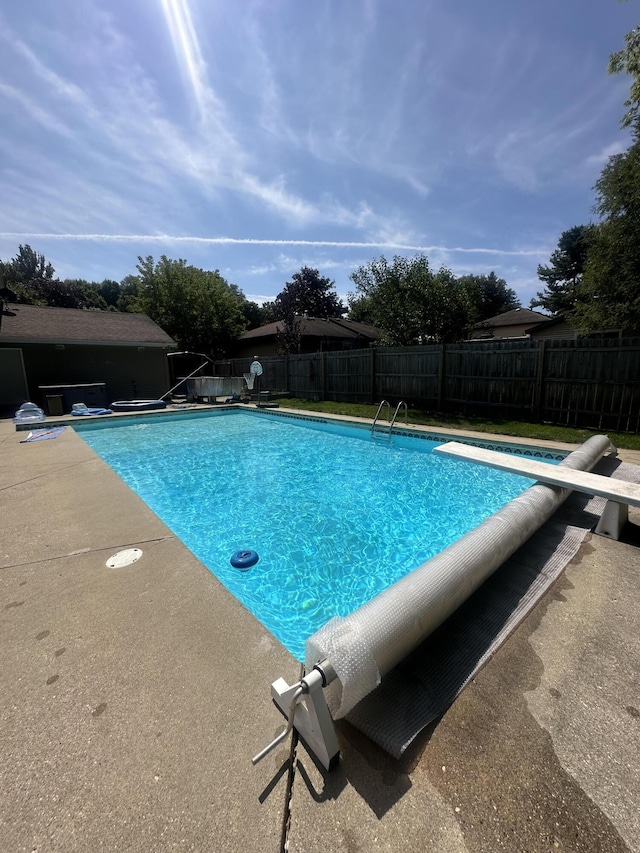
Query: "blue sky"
0 0 637 308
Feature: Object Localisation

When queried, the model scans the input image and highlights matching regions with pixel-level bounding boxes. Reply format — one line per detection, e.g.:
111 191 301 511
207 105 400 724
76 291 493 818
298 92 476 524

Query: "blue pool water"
77 410 553 660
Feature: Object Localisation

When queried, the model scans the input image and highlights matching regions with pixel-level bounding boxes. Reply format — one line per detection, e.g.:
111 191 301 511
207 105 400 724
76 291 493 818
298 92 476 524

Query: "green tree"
240 298 270 330
348 255 471 345
134 255 247 355
260 301 277 324
0 262 17 312
609 23 640 133
272 267 344 320
1 244 56 304
458 272 520 324
561 19 640 332
346 293 376 325
275 307 302 354
26 278 109 309
573 141 640 331
98 279 121 309
530 225 594 316
8 244 55 286
0 246 112 310
117 275 141 312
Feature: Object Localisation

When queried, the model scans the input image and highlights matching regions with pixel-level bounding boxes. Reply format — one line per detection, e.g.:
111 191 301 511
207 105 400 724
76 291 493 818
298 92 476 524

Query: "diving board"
433 441 638 540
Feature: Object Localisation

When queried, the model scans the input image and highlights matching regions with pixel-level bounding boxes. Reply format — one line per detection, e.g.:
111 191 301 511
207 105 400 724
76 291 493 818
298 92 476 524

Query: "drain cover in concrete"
106 548 143 568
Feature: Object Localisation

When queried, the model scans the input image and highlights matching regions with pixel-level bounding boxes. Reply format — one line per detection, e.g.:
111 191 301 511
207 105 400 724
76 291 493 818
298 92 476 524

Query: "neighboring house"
526 315 578 341
526 316 635 342
233 316 381 357
470 308 551 340
0 304 175 414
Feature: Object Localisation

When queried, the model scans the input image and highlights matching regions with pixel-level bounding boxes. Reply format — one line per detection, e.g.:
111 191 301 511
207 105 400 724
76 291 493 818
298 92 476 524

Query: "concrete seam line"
280 661 305 853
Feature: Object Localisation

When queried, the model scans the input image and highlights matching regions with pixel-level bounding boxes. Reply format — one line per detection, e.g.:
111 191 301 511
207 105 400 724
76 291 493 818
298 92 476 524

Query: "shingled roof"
474 308 550 328
239 316 380 341
0 304 175 347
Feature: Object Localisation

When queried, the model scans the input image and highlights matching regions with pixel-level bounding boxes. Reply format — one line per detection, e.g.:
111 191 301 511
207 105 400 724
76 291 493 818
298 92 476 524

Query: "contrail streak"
0 233 546 256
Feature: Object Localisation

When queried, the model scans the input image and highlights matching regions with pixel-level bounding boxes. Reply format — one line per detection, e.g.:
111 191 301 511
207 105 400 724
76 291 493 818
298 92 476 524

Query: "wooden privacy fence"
221 338 640 433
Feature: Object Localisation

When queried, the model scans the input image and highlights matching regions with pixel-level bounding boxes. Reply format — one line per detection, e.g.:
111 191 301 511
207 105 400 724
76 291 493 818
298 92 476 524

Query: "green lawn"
270 397 640 451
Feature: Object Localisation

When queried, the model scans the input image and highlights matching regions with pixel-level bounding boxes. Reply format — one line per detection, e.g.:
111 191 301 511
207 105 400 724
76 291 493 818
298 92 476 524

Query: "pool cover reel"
305 434 615 719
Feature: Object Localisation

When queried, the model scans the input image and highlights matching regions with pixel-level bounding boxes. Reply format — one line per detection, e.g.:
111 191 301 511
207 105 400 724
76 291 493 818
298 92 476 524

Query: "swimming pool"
76 409 560 660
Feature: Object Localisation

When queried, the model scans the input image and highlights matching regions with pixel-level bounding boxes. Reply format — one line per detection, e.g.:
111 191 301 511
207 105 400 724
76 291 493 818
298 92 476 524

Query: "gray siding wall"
7 344 171 405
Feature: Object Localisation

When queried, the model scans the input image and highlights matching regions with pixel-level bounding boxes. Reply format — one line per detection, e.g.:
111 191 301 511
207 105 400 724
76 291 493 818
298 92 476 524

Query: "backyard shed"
0 304 175 414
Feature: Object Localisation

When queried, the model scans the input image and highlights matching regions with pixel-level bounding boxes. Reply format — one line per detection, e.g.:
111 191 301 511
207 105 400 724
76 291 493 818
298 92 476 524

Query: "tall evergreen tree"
565 21 640 332
574 143 640 331
530 225 594 316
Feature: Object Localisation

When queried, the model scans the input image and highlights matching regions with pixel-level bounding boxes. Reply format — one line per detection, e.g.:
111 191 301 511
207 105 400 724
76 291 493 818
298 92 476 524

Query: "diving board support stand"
595 500 628 540
253 661 340 771
433 440 634 541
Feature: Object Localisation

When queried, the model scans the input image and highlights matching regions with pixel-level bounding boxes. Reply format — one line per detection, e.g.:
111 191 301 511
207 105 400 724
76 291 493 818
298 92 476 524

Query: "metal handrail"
389 401 408 430
161 351 214 401
371 400 390 435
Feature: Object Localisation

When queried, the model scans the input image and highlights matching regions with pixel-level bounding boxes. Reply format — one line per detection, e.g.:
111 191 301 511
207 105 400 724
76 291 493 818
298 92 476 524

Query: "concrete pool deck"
1 410 639 852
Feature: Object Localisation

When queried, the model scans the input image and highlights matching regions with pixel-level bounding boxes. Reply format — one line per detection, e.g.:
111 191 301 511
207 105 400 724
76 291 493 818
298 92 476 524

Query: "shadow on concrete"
258 756 291 805
293 732 411 820
307 454 640 815
276 454 640 822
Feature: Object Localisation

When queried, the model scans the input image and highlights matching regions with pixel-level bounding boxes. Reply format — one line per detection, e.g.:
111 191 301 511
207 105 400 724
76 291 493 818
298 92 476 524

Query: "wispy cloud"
0 4 407 234
242 253 372 279
11 36 95 112
585 140 627 167
240 13 299 147
0 82 74 137
0 0 630 310
457 25 630 192
492 113 603 191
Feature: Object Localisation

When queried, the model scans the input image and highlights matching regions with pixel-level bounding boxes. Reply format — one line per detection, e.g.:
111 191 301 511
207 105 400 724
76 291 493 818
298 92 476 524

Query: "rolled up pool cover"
306 434 615 718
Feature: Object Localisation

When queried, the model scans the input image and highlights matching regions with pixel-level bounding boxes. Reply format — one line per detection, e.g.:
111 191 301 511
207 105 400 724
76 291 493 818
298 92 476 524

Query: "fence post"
437 344 447 411
285 354 290 394
321 351 326 401
533 340 546 422
370 347 376 404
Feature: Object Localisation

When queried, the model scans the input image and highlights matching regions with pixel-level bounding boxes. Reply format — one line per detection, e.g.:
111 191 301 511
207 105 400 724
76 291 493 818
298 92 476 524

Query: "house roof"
239 316 380 341
0 304 176 347
475 308 551 329
525 315 566 334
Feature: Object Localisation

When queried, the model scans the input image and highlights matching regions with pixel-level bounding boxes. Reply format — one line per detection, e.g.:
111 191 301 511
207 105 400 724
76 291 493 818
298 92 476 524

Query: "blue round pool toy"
230 550 259 570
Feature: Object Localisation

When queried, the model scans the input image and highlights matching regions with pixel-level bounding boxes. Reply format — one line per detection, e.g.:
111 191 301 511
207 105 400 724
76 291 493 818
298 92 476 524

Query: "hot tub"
186 377 245 401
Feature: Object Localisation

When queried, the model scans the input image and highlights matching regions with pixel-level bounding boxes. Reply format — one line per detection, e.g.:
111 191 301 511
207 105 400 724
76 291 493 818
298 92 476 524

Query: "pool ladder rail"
371 400 408 440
